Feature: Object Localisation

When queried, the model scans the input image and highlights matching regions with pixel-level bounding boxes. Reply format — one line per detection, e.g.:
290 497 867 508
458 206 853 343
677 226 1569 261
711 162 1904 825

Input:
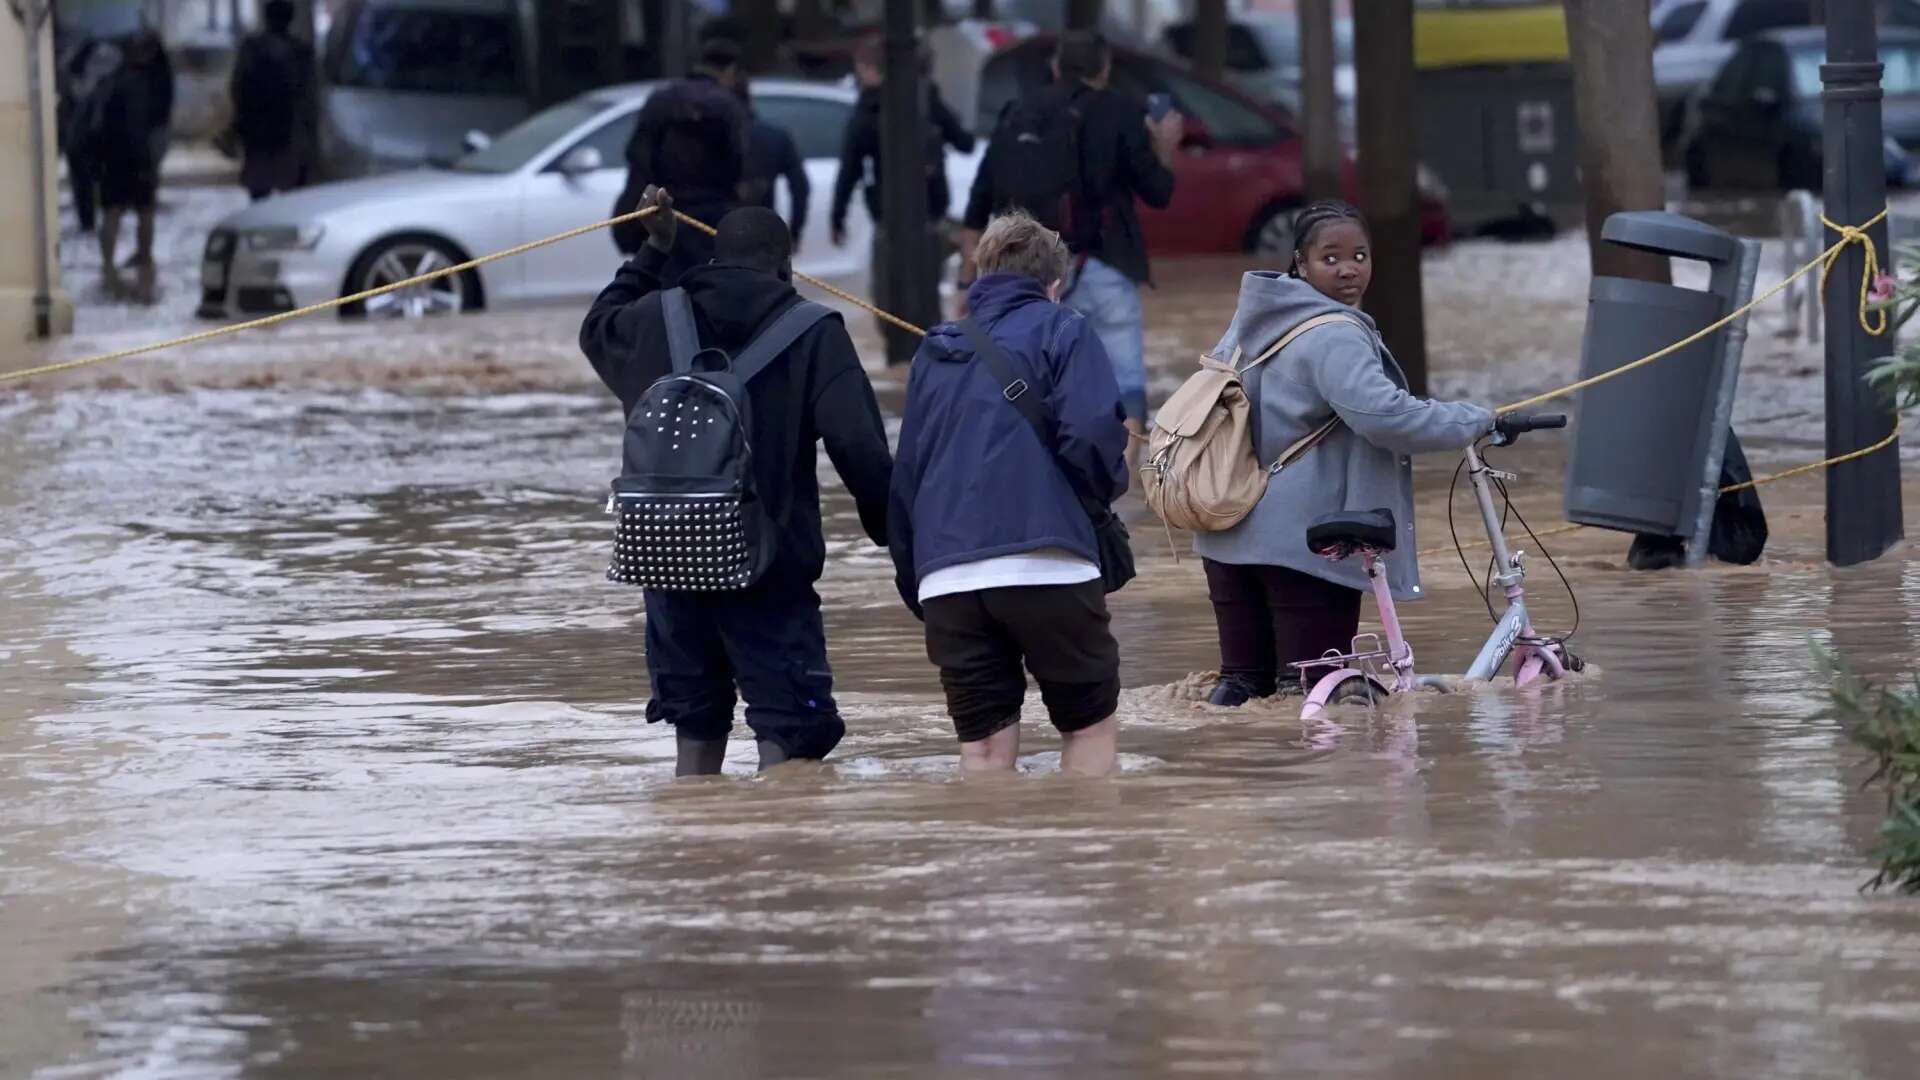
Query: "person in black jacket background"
230 0 315 202
610 38 750 281
736 75 810 247
830 37 975 359
580 188 893 775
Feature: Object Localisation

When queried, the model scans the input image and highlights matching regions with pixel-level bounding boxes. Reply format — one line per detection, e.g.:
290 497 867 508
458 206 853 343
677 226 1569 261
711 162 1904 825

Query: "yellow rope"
670 210 929 338
0 194 1902 536
1820 210 1891 337
1497 207 1890 416
1419 418 1906 557
0 205 667 386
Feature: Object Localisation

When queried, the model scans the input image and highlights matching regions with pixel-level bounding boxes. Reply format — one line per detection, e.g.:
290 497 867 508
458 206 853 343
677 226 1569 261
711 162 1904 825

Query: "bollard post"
878 0 935 366
1821 0 1904 566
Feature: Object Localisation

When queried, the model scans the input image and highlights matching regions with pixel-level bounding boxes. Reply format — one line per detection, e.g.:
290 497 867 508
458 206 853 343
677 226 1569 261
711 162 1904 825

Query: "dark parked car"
975 36 1449 256
1683 26 1920 190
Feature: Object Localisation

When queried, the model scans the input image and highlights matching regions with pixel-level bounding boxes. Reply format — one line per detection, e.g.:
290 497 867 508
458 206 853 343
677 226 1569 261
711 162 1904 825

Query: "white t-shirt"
917 547 1100 603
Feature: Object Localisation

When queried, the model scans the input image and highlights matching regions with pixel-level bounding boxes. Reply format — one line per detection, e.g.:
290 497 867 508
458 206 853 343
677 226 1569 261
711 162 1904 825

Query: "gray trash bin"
1564 212 1761 561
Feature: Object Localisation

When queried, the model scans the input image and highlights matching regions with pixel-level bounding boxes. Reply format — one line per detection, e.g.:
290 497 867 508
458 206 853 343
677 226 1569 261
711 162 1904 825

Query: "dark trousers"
1203 559 1362 695
67 146 97 232
642 579 844 759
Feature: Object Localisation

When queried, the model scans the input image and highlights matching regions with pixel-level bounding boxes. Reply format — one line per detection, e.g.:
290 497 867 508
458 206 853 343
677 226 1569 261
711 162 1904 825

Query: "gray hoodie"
1190 272 1494 599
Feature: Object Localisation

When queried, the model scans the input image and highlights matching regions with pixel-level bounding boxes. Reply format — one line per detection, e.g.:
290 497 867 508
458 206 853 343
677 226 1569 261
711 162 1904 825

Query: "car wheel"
342 234 479 318
1248 201 1303 263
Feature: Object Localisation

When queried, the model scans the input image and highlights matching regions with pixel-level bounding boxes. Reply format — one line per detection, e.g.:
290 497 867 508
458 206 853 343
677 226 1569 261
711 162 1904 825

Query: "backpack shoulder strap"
661 287 699 374
730 300 836 384
1237 312 1367 375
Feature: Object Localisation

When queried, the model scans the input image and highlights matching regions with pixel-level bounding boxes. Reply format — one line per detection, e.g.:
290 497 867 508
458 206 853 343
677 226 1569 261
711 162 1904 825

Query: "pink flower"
1870 271 1898 304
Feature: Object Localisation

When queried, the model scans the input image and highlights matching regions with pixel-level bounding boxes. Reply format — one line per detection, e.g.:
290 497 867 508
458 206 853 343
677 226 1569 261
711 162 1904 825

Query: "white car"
1653 0 1920 145
198 79 983 319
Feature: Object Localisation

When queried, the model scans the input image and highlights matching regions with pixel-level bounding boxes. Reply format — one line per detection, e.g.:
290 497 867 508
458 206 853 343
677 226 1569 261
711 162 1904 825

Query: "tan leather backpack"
1141 313 1361 534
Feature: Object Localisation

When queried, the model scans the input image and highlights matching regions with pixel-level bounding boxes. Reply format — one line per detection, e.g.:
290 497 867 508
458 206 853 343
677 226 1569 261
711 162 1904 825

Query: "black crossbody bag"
958 318 1136 594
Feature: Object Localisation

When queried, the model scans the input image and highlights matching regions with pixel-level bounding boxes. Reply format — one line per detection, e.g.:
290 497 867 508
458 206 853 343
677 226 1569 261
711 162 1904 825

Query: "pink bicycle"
1295 414 1583 720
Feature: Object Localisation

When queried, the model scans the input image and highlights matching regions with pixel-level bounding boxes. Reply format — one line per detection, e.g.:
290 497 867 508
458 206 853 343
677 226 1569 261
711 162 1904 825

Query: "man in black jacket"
736 76 810 246
963 31 1181 456
829 37 976 359
580 189 894 775
230 0 315 202
610 38 750 280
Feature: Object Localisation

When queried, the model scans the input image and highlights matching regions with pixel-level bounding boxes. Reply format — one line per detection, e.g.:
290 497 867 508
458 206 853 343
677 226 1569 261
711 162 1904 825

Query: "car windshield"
450 98 609 173
331 5 523 95
1654 1 1709 43
1247 18 1353 68
1791 42 1920 97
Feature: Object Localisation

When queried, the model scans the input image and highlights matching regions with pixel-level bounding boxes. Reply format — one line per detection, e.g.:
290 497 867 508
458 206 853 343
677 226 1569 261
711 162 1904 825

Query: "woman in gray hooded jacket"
1194 201 1496 707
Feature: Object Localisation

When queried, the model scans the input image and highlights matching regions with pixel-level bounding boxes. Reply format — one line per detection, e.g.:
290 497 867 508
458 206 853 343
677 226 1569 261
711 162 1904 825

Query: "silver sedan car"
198 79 982 319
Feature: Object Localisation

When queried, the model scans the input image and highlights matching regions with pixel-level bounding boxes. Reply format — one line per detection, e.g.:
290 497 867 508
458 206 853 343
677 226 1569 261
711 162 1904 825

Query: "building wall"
0 9 75 351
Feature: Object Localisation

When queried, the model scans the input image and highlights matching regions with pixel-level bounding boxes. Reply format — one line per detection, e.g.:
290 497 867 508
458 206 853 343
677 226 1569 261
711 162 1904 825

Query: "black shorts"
921 579 1121 742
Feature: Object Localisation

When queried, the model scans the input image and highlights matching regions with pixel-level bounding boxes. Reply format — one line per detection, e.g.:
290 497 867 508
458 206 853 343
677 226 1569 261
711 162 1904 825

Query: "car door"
1693 45 1755 186
749 92 866 280
1119 57 1286 255
515 105 639 306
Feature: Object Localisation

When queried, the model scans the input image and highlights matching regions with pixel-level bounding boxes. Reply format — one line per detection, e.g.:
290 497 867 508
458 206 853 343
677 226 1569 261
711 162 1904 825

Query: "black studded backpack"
607 287 834 591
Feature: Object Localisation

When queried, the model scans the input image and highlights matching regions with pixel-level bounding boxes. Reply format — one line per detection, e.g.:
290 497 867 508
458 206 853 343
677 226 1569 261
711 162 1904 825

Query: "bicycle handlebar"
1503 413 1568 432
1489 413 1568 446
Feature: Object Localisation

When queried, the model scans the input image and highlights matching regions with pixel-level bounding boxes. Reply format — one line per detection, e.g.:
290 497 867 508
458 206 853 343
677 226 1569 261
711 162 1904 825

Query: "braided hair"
1287 199 1369 278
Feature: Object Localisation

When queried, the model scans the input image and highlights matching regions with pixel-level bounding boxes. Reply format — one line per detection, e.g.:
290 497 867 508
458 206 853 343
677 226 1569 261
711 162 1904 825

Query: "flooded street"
7 243 1920 1076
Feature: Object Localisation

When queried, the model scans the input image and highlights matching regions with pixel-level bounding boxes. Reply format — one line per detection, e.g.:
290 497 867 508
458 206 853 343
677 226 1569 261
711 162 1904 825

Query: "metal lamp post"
1822 0 1904 565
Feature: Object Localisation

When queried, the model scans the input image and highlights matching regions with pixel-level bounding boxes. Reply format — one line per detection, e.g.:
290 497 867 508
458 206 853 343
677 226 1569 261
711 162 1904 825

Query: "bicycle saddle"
1306 508 1398 556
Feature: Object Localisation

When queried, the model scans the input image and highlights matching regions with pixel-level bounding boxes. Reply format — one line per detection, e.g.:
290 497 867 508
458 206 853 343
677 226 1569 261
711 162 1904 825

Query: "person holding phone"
962 32 1183 471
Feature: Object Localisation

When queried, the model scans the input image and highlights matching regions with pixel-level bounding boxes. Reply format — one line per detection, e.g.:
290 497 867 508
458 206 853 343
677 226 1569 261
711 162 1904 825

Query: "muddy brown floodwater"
6 249 1920 1078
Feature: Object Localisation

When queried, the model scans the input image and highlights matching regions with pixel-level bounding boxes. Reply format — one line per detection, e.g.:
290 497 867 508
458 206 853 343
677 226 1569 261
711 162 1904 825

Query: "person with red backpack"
960 31 1183 460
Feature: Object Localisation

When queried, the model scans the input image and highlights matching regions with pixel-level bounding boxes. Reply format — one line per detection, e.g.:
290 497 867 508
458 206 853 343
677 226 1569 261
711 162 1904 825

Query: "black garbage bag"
1707 430 1768 565
1627 429 1768 569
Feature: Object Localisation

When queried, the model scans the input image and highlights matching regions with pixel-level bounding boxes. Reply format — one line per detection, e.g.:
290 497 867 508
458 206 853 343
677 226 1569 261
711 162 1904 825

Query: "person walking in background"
57 30 121 234
890 212 1129 777
92 29 173 302
1195 201 1494 708
579 188 893 775
735 75 810 249
611 37 749 283
962 30 1182 465
230 0 315 202
829 37 976 360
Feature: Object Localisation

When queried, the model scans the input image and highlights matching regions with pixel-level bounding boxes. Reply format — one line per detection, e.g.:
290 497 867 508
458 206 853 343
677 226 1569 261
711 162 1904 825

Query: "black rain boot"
676 734 727 777
1628 534 1688 571
1209 672 1273 708
756 740 792 772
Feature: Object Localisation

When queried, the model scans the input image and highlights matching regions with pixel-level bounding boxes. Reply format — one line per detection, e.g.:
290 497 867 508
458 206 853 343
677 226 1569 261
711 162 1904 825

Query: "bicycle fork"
1461 443 1566 687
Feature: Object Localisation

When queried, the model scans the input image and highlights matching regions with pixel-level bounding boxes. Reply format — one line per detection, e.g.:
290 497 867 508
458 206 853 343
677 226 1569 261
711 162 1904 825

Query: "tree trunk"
1298 0 1340 200
739 0 780 73
1190 0 1229 82
1564 0 1671 284
1353 0 1427 394
1066 0 1101 32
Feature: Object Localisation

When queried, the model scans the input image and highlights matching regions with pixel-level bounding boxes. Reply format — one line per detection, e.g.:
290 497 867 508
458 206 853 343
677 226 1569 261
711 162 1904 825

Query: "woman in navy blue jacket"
890 212 1131 777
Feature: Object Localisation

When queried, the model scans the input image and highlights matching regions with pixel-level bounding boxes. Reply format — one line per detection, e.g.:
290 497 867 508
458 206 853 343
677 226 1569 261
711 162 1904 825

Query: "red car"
972 37 1451 257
